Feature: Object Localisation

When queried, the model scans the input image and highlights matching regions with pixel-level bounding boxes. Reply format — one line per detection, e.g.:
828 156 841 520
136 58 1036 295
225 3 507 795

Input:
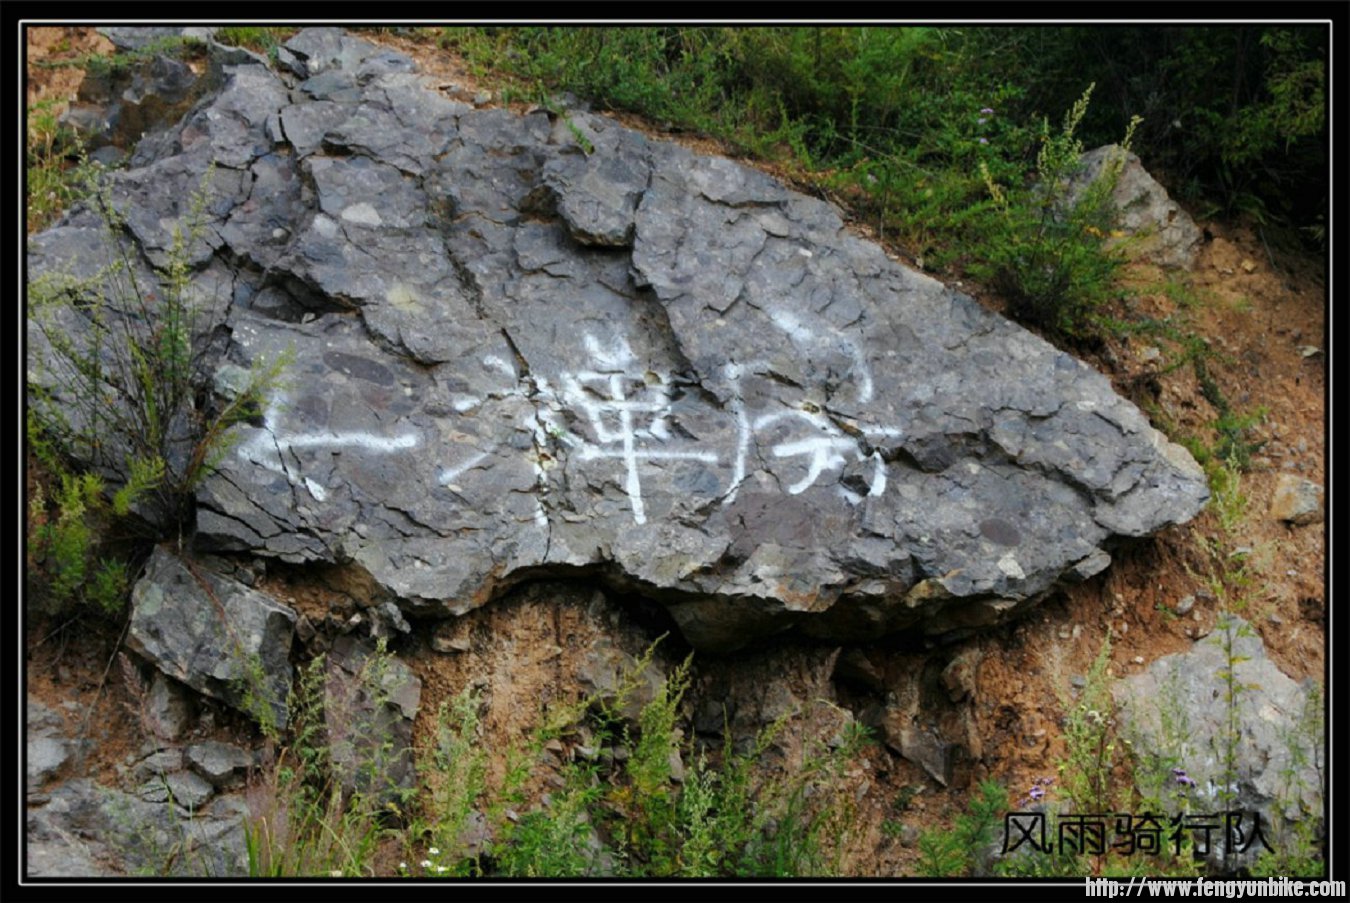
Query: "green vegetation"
441 27 1042 272
915 779 1008 876
213 27 298 56
1058 634 1121 816
26 100 98 232
237 641 870 878
1253 682 1325 877
989 27 1326 228
244 652 393 877
32 33 205 78
441 24 1325 275
972 85 1140 336
25 25 1324 880
26 169 289 617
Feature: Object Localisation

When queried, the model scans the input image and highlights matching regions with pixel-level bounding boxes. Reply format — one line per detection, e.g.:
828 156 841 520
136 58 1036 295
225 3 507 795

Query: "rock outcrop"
28 28 1209 653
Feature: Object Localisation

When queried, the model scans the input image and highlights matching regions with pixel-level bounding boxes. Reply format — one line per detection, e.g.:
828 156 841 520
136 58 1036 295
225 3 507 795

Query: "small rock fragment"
187 741 253 787
146 672 194 742
165 770 216 810
1270 473 1323 525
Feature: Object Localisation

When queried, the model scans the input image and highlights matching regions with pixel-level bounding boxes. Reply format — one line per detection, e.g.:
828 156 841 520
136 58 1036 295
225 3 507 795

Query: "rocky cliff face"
29 28 1208 654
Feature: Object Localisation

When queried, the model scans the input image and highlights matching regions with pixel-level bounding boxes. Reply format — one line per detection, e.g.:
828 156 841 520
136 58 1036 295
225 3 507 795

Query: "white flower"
329 870 343 877
436 866 448 873
429 847 440 855
421 859 433 868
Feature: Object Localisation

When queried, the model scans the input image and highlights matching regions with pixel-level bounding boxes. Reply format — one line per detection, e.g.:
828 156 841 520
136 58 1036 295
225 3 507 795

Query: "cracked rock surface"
28 28 1209 651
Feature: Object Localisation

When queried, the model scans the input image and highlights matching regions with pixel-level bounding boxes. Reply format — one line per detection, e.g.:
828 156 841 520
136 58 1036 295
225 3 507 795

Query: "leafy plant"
1059 632 1120 815
915 779 1010 876
412 689 490 877
1212 613 1257 872
396 640 869 879
1252 682 1325 877
965 26 1326 237
1127 666 1198 818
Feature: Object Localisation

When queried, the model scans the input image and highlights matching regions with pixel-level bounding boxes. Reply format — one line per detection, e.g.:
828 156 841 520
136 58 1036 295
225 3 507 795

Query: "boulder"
164 770 216 810
145 672 195 742
29 28 1210 653
1071 144 1204 269
131 749 184 783
97 26 218 51
25 698 70 792
186 740 254 787
127 547 297 728
1113 616 1324 873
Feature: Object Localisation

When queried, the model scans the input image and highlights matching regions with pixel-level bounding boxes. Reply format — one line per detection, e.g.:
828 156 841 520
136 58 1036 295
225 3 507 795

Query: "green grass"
915 779 1008 877
26 100 98 233
234 640 871 878
244 652 394 877
213 27 298 55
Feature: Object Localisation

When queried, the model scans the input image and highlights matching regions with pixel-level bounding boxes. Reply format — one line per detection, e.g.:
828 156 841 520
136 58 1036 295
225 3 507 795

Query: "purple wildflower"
981 107 995 115
977 118 988 125
978 138 989 145
1173 767 1197 788
1029 785 1045 801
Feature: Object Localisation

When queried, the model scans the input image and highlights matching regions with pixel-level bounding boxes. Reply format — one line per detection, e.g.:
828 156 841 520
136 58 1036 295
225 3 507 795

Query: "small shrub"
25 424 158 616
973 84 1141 338
1059 632 1120 816
406 642 868 879
26 167 289 615
915 779 1009 876
1252 682 1325 877
414 689 490 876
244 651 393 877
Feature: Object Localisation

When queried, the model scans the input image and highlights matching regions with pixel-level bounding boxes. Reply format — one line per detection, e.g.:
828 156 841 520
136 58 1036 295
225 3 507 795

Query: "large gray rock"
127 547 297 728
29 28 1209 653
145 672 195 742
97 26 218 51
164 769 216 810
187 740 254 787
1114 616 1324 873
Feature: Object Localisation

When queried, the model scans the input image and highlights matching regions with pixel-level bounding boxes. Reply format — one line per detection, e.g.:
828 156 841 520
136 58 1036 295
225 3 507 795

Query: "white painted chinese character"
562 334 718 525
